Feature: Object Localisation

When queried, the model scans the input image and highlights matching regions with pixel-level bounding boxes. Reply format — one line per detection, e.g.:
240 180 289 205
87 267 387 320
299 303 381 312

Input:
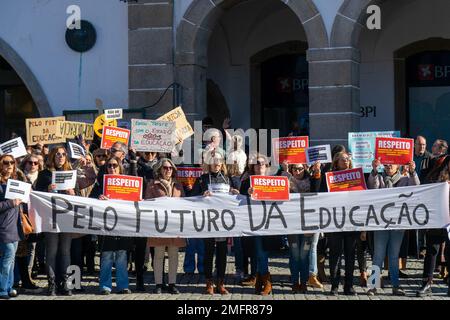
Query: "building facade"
1 0 449 146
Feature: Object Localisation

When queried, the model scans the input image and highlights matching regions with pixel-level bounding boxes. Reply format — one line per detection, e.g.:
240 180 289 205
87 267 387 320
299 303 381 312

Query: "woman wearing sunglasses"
191 151 240 295
367 158 419 296
144 158 185 294
35 146 77 296
89 156 134 295
287 161 322 293
0 155 25 299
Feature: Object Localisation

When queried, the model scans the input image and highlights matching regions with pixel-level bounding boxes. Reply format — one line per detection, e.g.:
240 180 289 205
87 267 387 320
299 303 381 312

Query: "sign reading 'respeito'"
101 126 130 150
325 168 367 192
272 136 309 164
250 175 290 201
176 167 203 188
103 174 143 201
375 137 414 165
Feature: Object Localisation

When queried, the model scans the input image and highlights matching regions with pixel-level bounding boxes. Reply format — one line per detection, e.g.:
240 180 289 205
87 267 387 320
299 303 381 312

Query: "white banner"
29 183 450 238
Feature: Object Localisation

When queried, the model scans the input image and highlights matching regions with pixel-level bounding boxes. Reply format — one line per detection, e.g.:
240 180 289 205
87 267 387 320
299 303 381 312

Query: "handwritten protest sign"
130 119 176 153
272 136 309 164
250 176 290 201
157 106 194 143
0 138 27 159
26 116 66 146
56 121 94 140
101 126 130 150
176 167 203 188
349 131 400 173
103 174 143 201
104 108 123 120
68 142 86 159
375 137 414 165
5 179 32 203
326 168 367 192
51 170 77 191
306 145 332 164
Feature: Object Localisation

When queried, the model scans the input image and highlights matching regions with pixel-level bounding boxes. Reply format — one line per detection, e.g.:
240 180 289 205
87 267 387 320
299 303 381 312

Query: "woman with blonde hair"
145 158 185 294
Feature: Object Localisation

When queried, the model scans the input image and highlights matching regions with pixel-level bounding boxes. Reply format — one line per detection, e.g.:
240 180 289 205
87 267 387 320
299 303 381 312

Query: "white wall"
0 0 129 116
359 0 450 131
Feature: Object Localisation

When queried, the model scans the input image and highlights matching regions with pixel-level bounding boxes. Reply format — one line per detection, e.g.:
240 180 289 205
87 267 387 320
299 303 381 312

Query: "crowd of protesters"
0 117 449 299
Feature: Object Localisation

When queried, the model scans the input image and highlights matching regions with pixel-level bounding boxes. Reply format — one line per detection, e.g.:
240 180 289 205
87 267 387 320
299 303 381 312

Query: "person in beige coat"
145 158 185 294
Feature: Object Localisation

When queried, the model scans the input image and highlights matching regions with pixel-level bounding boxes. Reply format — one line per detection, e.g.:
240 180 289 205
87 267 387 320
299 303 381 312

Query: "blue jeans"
254 237 269 275
0 241 18 296
233 237 244 272
99 250 129 292
288 235 309 284
308 233 320 276
372 230 405 287
183 239 204 273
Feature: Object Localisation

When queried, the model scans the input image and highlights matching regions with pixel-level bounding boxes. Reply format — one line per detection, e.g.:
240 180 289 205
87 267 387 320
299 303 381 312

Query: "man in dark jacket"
413 135 431 182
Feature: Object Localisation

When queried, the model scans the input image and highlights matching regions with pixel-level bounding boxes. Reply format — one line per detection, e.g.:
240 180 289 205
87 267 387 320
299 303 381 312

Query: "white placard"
0 138 28 159
51 170 77 191
306 145 332 164
104 108 123 120
130 119 177 153
68 142 86 159
5 179 32 203
208 183 231 194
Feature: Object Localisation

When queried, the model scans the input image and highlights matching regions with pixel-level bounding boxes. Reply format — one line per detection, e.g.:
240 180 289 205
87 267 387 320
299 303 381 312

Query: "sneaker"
392 286 406 296
100 289 111 295
154 285 163 294
8 289 18 298
168 284 180 295
307 274 324 289
118 288 132 294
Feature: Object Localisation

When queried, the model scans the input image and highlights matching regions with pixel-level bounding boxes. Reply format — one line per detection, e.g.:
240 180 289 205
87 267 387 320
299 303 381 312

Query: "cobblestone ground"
13 251 450 300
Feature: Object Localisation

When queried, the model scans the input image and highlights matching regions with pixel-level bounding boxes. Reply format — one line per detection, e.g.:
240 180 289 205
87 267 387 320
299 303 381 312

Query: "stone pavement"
12 252 450 300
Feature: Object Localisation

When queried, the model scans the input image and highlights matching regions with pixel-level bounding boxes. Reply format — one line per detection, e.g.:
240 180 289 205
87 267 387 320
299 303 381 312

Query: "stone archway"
175 0 328 122
0 37 52 117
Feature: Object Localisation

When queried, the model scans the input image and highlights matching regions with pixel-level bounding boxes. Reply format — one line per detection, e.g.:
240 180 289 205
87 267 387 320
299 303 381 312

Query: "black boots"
47 277 56 296
416 281 432 297
136 274 146 292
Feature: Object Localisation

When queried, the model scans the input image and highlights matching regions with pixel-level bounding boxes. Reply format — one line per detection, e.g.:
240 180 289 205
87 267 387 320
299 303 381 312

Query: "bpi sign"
417 64 450 81
276 77 308 93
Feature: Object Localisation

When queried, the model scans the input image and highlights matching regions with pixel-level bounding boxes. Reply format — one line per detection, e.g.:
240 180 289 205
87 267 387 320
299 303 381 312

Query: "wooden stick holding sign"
5 179 32 203
0 137 28 159
51 170 77 191
375 137 414 165
250 176 290 201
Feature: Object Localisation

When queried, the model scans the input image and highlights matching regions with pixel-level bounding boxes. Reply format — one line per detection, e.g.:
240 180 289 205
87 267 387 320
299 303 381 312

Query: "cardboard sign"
26 116 66 146
250 176 290 201
272 136 309 164
93 114 118 138
103 174 143 201
157 106 194 143
349 131 400 173
52 170 77 191
176 167 203 188
101 126 130 150
375 137 414 165
56 121 94 140
325 168 367 192
306 145 332 164
5 179 32 203
130 119 176 153
0 138 27 159
104 108 123 120
68 142 86 159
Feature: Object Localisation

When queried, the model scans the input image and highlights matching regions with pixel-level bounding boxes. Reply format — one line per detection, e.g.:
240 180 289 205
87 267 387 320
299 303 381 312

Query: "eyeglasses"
2 160 15 166
162 166 173 171
56 152 66 157
339 157 350 162
292 167 304 171
27 161 39 166
107 163 119 169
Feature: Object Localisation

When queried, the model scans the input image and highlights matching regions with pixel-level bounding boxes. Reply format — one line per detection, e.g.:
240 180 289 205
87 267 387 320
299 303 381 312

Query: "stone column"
128 0 175 118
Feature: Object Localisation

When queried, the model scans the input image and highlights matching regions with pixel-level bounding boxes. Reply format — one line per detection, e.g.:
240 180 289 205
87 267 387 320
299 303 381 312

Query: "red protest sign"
272 136 309 164
176 167 203 188
375 137 414 165
103 174 143 201
250 176 290 201
325 168 367 192
101 126 130 150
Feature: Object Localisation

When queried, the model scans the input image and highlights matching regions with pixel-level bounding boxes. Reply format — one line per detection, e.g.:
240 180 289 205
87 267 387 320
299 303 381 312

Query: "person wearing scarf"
367 158 420 296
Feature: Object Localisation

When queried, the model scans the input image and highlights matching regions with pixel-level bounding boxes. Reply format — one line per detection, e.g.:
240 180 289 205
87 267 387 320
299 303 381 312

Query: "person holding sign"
0 155 24 299
191 152 240 295
145 158 185 295
367 158 419 296
287 162 323 293
34 146 76 296
241 154 278 296
89 156 133 295
327 152 360 296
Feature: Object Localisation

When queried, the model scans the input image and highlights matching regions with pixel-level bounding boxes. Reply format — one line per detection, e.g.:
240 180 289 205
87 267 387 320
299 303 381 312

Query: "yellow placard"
93 114 118 137
157 106 194 143
26 116 66 146
56 121 94 140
